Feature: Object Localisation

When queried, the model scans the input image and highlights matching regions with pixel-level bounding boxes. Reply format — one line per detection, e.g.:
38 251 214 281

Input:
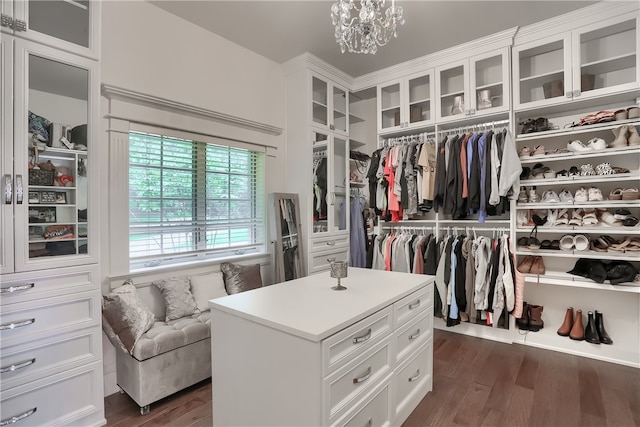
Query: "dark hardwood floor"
104 329 640 426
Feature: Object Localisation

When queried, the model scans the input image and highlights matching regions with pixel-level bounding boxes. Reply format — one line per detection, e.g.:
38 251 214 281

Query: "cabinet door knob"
13 19 26 32
573 89 581 97
0 14 13 28
565 91 572 98
327 257 336 263
3 174 11 204
15 175 23 204
326 241 335 246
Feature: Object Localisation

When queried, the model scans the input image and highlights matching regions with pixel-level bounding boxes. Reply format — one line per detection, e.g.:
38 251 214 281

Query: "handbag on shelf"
519 117 550 134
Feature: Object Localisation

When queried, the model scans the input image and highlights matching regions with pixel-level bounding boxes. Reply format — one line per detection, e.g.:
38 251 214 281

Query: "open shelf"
517 248 640 261
523 271 640 293
517 119 640 143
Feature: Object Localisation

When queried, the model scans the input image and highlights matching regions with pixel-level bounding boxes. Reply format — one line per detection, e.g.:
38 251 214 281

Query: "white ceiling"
150 0 598 77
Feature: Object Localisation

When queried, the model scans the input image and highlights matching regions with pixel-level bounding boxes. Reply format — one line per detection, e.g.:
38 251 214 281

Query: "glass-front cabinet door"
11 39 97 272
436 59 469 121
311 130 328 235
1 0 99 59
378 80 401 132
407 71 433 127
572 16 637 99
513 33 572 109
311 74 349 135
470 48 510 115
378 71 434 133
0 37 13 274
330 136 348 234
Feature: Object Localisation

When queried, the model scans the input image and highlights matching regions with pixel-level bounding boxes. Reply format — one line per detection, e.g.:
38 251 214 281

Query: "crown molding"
101 84 283 136
514 1 639 42
282 52 355 87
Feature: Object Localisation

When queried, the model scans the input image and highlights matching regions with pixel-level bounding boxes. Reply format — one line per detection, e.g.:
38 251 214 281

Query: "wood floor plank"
102 330 640 427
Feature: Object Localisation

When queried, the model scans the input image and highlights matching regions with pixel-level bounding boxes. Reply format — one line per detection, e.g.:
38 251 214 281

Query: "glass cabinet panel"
312 76 328 127
331 136 347 232
578 19 636 94
517 39 567 104
380 82 401 130
28 0 90 48
408 74 431 124
333 86 347 133
25 51 89 261
474 54 504 110
438 65 465 119
312 130 328 234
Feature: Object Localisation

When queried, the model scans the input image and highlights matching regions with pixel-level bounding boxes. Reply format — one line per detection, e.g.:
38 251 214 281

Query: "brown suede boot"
528 305 544 332
557 307 574 336
569 309 584 341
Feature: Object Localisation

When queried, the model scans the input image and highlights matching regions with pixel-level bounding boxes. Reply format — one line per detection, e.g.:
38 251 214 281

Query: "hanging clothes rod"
438 119 511 136
380 131 437 147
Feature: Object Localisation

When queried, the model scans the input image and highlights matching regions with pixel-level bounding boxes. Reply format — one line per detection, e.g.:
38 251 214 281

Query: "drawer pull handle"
0 318 35 331
327 257 336 263
0 407 37 426
326 241 335 246
408 299 421 310
409 328 421 341
408 369 421 382
1 358 35 373
353 328 372 344
353 366 372 384
0 283 34 294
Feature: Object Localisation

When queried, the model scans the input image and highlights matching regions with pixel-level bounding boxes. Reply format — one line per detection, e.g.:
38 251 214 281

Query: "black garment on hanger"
433 137 447 213
444 135 459 215
443 237 454 286
486 238 501 312
454 135 468 219
366 149 382 210
468 133 482 212
424 236 438 275
484 131 496 217
454 235 467 311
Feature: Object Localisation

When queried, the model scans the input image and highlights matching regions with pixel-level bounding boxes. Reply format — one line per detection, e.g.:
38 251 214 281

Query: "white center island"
209 267 435 426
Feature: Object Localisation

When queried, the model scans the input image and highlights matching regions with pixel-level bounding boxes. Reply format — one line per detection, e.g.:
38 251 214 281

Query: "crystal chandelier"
331 0 405 54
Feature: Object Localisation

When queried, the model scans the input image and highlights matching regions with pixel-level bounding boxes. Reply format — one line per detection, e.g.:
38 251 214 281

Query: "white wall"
100 0 287 397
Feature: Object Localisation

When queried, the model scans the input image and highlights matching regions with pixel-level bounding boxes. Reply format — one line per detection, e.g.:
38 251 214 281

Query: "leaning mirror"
270 193 305 283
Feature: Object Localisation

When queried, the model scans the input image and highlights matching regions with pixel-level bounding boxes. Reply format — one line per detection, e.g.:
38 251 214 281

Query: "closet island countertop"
209 267 434 343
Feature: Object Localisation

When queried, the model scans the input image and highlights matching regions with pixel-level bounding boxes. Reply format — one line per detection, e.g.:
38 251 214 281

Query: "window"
128 131 265 270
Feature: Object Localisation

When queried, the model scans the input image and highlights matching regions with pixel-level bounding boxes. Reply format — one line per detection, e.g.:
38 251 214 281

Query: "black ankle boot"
595 310 613 345
516 302 530 330
584 311 600 344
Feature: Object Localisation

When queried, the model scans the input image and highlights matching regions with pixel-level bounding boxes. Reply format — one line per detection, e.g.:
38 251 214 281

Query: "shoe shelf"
516 118 640 142
516 200 640 209
523 271 640 294
515 225 640 235
522 170 639 186
519 145 640 164
516 248 640 262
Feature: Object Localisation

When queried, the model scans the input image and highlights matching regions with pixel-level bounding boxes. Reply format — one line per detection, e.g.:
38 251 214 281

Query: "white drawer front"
341 382 390 427
1 326 101 391
310 236 349 251
395 312 432 364
0 362 103 427
323 306 392 376
310 249 349 275
0 291 98 347
394 340 433 424
327 338 393 422
0 265 98 305
394 285 432 328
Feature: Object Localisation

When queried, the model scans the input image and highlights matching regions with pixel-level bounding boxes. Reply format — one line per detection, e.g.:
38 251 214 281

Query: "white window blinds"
129 131 265 270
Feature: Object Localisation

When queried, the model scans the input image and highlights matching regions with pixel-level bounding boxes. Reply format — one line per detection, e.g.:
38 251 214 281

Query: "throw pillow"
102 280 155 353
190 272 228 312
153 276 200 321
220 262 263 295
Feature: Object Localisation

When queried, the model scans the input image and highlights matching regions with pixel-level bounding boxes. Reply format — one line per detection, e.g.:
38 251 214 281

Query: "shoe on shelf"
609 188 623 200
582 209 598 225
556 208 569 225
599 211 621 226
568 166 580 177
568 139 592 152
588 187 604 201
557 307 574 336
541 190 560 203
543 169 556 179
574 187 588 202
532 145 546 156
516 301 530 330
580 164 596 176
528 187 540 203
519 146 531 157
595 311 613 345
569 309 585 340
531 163 549 179
528 304 544 331
556 169 569 178
517 187 528 203
610 124 629 148
559 190 574 203
614 208 631 221
587 137 607 150
621 187 639 200
628 125 640 146
623 216 639 227
595 162 615 175
585 312 600 344
569 208 583 226
520 167 531 180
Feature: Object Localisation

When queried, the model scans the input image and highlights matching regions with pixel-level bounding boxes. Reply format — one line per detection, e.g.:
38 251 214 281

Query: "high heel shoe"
628 125 640 146
610 125 629 147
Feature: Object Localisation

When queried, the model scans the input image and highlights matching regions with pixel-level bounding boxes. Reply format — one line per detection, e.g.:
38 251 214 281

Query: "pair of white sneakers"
567 138 607 152
574 187 603 202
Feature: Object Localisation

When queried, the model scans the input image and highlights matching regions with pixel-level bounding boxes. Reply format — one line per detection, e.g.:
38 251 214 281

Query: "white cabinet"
1 37 99 275
513 13 638 110
435 47 510 122
312 74 349 136
0 0 100 59
209 268 434 427
377 70 434 133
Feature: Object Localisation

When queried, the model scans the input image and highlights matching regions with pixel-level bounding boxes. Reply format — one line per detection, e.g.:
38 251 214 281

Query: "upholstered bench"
103 262 263 414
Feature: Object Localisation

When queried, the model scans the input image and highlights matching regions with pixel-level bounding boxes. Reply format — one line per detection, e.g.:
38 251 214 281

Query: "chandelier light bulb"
330 0 404 54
